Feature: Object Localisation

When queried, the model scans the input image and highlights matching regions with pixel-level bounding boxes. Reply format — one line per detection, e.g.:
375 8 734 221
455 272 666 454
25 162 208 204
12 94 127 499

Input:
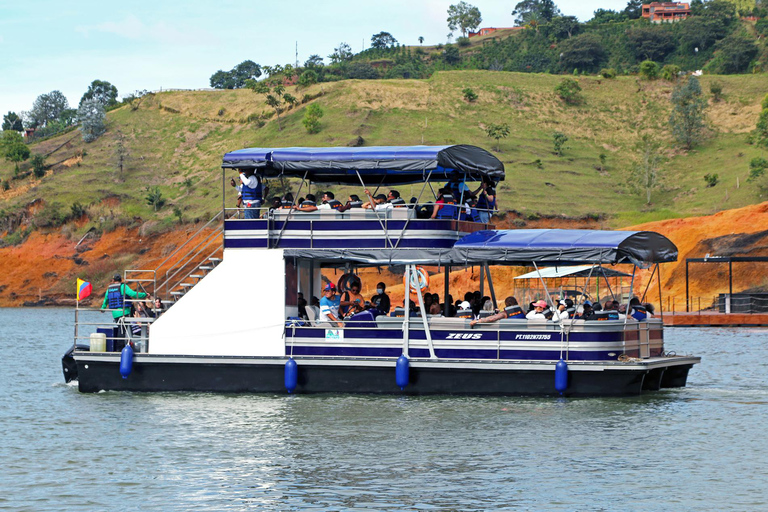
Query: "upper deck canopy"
221 145 505 185
284 229 678 268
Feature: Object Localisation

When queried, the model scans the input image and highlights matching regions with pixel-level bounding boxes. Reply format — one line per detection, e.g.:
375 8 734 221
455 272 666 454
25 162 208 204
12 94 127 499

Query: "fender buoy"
336 273 360 293
285 358 298 394
555 358 568 395
405 266 429 294
119 343 134 379
396 354 410 390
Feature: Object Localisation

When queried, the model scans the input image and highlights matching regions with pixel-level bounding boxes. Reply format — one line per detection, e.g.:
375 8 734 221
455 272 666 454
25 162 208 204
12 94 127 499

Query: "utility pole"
295 41 299 68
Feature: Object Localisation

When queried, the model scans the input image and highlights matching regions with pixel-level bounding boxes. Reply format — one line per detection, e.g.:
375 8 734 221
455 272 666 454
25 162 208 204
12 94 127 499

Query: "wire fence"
675 294 768 314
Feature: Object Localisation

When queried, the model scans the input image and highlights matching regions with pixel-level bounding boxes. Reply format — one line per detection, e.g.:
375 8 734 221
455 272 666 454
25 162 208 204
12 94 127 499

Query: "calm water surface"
1 308 767 511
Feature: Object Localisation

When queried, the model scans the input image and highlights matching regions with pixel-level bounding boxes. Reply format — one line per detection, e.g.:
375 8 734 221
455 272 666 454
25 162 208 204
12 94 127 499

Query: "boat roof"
221 145 505 185
284 229 677 269
512 265 632 280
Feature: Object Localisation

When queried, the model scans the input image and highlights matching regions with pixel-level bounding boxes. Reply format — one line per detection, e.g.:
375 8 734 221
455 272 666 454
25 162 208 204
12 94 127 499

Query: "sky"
0 0 630 118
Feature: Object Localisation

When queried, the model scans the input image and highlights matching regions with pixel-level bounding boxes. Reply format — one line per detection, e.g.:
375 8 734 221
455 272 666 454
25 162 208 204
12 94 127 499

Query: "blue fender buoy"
119 343 134 379
396 354 409 390
285 358 298 394
555 358 568 395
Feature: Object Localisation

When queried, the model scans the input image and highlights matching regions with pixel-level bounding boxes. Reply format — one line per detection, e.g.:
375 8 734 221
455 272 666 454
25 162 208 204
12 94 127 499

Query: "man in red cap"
319 282 343 327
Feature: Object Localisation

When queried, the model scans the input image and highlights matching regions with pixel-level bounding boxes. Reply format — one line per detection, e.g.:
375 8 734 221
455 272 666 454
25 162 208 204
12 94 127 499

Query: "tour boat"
62 145 700 396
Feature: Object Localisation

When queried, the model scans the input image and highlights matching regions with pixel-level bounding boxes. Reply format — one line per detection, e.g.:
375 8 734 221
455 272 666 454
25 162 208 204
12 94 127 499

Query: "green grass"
1 70 767 237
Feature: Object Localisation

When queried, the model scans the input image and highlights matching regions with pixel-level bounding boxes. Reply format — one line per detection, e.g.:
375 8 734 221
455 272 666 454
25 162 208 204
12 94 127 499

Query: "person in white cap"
526 299 549 321
554 300 570 322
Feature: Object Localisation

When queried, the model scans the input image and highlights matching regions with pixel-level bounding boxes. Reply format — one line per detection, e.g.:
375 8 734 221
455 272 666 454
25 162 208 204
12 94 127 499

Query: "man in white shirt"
526 300 549 321
555 300 570 321
363 189 392 212
319 283 342 327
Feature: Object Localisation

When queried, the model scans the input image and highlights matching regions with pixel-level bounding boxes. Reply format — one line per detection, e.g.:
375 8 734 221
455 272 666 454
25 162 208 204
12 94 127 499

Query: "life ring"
337 273 360 292
405 266 429 294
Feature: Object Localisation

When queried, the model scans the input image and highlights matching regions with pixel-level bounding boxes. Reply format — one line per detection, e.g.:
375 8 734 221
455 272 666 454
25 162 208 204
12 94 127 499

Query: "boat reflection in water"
63 145 699 396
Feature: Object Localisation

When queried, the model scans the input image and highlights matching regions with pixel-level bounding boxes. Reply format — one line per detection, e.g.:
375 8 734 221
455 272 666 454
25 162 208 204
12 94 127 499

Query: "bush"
554 78 582 105
660 64 681 81
345 62 379 79
78 99 106 143
710 81 723 101
462 87 478 102
553 132 569 155
298 69 318 87
599 68 617 79
302 104 324 134
70 201 86 219
2 180 9 191
144 186 166 211
457 36 471 47
704 173 719 187
30 154 46 178
749 157 768 182
639 60 659 80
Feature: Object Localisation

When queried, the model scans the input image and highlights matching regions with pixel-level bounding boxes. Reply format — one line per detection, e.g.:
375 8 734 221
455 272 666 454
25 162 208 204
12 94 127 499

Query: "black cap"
113 274 122 282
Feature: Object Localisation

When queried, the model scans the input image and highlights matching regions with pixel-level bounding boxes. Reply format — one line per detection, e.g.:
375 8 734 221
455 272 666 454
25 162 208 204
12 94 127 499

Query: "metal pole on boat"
355 170 393 248
532 262 556 310
484 263 497 310
658 264 664 322
624 266 636 329
685 260 689 312
443 265 451 317
402 265 411 357
411 265 437 359
479 264 485 297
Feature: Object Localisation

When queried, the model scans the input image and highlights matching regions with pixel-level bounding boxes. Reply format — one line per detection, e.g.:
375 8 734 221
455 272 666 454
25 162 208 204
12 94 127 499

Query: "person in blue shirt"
319 283 343 327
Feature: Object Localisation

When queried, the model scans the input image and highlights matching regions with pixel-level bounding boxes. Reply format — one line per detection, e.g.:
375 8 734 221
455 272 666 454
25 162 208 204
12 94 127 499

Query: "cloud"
75 14 208 45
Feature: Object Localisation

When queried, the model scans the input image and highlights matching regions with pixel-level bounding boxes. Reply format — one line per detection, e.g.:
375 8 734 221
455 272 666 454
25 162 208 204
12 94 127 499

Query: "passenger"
310 295 320 308
100 274 148 349
236 169 263 219
476 184 497 224
370 282 391 314
337 194 364 212
147 297 164 318
429 303 442 315
268 196 281 213
577 301 595 320
363 189 391 212
469 296 524 326
629 297 647 321
423 294 433 312
340 279 365 317
445 170 470 204
297 292 308 320
294 192 341 212
645 303 655 318
431 188 458 220
526 300 549 321
387 190 407 207
319 283 343 328
280 193 295 209
445 294 456 317
456 300 473 318
554 300 570 321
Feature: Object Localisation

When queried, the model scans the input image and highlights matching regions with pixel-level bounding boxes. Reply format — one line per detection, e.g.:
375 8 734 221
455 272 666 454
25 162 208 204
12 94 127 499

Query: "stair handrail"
162 244 223 299
153 211 223 275
159 233 222 298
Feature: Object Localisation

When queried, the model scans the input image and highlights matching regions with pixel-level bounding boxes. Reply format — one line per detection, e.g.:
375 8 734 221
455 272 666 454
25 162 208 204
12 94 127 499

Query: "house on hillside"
468 27 519 38
642 2 691 23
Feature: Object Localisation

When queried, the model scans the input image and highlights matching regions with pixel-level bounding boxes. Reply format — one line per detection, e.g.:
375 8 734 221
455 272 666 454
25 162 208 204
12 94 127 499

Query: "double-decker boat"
62 145 700 396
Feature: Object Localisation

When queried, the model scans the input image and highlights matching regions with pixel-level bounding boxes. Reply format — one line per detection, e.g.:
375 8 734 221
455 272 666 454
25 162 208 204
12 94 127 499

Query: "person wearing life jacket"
387 190 407 207
338 194 364 212
100 274 148 347
445 170 470 204
363 189 392 212
236 169 263 219
470 296 526 326
629 297 648 321
431 188 458 219
474 183 497 224
294 191 342 212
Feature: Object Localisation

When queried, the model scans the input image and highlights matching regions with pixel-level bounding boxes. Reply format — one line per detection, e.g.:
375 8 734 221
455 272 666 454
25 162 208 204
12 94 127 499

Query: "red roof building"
642 2 691 23
468 27 519 38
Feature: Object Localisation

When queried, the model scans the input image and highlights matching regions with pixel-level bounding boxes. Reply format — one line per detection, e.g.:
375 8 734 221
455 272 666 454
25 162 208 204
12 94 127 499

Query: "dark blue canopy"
451 229 678 268
221 145 504 185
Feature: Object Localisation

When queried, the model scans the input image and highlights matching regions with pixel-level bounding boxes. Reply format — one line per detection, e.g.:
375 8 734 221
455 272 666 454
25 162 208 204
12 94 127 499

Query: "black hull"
73 356 695 397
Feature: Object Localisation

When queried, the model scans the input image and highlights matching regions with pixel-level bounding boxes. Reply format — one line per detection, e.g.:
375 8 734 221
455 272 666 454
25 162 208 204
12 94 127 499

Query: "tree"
627 27 676 62
554 78 582 105
709 34 758 74
485 123 510 151
589 9 626 23
463 88 478 102
559 33 606 73
115 131 128 174
1 131 30 172
553 131 568 155
512 0 561 26
547 16 579 40
418 36 425 45
447 2 482 37
329 42 353 64
371 31 398 49
443 45 461 64
209 60 262 89
77 99 106 143
80 79 118 108
639 60 660 80
623 0 643 19
345 62 379 79
661 64 681 81
298 69 319 88
304 54 324 68
28 90 69 128
247 80 295 131
678 16 727 54
669 76 708 150
632 134 664 205
302 104 324 134
31 153 46 178
755 98 768 148
2 112 23 131
145 186 166 211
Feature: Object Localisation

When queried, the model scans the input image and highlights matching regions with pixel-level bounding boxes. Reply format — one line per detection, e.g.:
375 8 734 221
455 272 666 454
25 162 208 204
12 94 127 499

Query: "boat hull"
73 353 698 397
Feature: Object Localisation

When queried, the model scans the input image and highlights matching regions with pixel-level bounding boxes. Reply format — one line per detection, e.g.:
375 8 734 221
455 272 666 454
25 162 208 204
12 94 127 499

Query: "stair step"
180 283 194 288
198 266 213 271
190 274 204 279
170 291 185 296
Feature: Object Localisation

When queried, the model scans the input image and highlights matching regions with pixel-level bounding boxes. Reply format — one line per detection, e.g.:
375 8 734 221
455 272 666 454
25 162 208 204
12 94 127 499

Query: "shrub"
553 132 569 156
298 69 319 87
2 180 9 191
554 78 582 105
302 104 324 134
749 157 768 182
31 154 46 178
599 68 617 79
457 36 471 47
144 186 166 211
78 99 106 143
704 173 719 187
462 87 478 102
710 81 723 102
639 60 659 80
173 206 183 223
661 64 681 81
70 201 86 219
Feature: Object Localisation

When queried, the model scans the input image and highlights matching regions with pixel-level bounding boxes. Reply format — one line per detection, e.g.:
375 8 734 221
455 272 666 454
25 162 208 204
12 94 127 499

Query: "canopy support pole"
600 266 616 304
443 265 451 317
355 170 393 248
410 264 437 359
485 263 497 309
272 171 308 248
580 265 597 304
640 264 658 303
623 266 637 329
403 265 411 357
479 264 485 297
532 262 556 310
657 264 664 322
393 170 433 249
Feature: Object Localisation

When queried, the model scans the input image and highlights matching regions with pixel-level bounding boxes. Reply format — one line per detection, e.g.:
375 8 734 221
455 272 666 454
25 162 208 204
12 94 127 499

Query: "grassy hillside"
1 71 767 243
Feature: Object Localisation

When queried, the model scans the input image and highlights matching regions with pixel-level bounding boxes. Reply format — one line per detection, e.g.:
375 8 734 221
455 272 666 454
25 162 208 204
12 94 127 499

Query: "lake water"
1 308 767 511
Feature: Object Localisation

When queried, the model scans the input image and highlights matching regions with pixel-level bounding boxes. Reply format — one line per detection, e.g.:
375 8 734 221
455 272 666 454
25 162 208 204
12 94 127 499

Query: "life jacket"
435 194 457 219
476 193 496 212
456 309 473 318
325 200 342 210
631 306 647 321
300 200 316 208
107 283 124 310
280 200 294 209
504 305 526 319
348 200 363 208
241 176 262 204
592 310 620 321
389 198 407 208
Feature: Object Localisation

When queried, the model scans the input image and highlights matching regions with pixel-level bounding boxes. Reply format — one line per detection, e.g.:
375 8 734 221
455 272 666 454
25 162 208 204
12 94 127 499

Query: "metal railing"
680 294 768 314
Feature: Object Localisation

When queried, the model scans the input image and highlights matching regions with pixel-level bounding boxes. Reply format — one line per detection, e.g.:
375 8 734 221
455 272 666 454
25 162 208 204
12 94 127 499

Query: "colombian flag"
76 278 92 301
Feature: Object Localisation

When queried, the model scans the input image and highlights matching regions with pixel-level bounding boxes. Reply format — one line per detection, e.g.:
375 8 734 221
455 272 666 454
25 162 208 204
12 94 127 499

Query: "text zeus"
446 333 482 340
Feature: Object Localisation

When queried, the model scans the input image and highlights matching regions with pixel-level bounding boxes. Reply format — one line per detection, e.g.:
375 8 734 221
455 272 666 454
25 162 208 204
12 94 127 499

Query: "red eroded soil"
1 203 767 308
